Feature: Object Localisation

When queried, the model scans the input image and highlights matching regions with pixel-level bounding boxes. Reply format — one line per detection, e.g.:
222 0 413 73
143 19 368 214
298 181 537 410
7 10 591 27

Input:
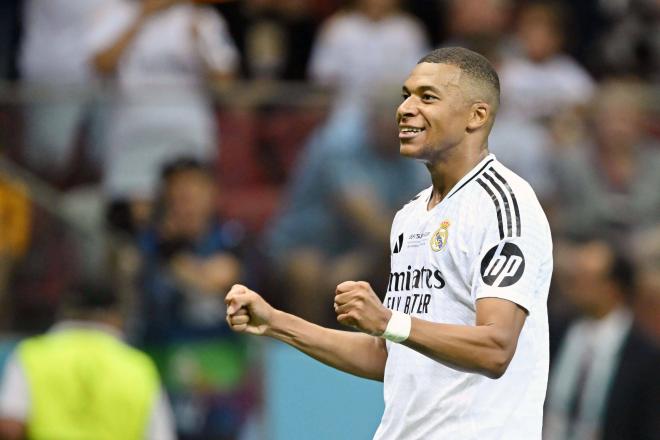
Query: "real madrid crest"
430 220 450 252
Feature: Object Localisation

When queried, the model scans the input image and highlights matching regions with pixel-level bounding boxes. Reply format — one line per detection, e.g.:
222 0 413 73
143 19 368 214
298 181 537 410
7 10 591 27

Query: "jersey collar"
445 153 497 200
51 320 123 340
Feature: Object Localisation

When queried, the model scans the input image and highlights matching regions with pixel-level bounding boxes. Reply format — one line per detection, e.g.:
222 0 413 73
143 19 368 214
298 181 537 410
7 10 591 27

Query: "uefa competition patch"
406 231 431 249
430 220 450 252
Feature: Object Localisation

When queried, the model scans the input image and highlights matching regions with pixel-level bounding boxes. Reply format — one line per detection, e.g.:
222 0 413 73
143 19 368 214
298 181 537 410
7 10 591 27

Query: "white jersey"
376 154 552 440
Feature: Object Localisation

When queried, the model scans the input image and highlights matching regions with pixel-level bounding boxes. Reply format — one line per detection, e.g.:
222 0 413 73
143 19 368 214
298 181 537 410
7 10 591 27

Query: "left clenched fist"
334 281 392 336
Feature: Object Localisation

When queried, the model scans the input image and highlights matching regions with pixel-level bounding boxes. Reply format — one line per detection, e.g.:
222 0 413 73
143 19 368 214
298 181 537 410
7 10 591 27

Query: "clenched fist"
225 284 275 336
334 281 392 336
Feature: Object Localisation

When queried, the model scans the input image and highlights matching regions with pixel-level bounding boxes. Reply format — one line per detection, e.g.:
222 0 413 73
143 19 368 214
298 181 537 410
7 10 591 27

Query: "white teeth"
401 127 423 133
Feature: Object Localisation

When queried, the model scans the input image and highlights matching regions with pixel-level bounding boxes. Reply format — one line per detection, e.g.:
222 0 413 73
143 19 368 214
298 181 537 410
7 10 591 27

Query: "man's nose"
397 97 418 119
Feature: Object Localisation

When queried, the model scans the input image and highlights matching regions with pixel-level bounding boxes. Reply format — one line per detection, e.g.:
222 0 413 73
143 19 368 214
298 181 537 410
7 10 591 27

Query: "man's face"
593 93 643 149
517 9 562 62
164 170 215 235
563 242 615 314
397 63 471 161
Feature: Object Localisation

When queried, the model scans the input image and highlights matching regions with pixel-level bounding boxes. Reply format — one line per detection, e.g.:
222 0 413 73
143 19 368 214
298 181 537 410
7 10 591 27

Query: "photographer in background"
136 157 242 345
135 157 253 439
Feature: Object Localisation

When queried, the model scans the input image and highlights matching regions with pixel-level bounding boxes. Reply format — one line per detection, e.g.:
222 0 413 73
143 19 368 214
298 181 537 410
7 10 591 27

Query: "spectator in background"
444 0 512 49
0 280 176 440
136 157 242 344
89 0 239 235
18 0 112 178
498 1 595 123
0 174 31 329
135 158 253 439
592 0 660 80
551 79 660 240
267 94 427 325
544 239 660 440
308 0 428 109
219 0 319 80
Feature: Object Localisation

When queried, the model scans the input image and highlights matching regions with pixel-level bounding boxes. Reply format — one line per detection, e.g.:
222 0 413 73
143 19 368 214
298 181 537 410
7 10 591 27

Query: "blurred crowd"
0 0 659 439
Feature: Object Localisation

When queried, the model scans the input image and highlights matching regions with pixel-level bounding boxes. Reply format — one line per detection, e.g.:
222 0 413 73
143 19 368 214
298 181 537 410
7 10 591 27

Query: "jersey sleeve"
470 174 552 314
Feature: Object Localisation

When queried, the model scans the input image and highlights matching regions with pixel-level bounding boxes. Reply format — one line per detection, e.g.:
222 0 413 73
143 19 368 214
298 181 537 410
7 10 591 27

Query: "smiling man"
225 47 553 439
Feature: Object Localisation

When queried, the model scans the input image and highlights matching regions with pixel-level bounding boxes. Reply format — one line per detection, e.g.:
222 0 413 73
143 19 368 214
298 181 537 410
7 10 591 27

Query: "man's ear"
467 102 491 131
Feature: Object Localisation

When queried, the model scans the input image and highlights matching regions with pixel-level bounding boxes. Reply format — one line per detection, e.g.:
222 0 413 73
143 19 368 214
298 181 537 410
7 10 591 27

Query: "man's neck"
425 146 489 210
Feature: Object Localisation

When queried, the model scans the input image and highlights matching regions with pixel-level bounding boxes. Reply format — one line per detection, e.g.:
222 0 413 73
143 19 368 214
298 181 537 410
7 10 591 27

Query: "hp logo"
480 242 525 287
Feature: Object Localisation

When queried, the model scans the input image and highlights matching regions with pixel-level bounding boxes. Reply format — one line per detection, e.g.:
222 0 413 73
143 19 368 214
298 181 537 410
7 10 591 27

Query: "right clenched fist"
224 284 275 336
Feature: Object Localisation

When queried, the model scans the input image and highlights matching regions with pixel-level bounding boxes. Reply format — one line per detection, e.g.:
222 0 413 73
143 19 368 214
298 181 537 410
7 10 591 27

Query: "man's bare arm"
225 285 388 381
403 298 526 378
335 282 526 379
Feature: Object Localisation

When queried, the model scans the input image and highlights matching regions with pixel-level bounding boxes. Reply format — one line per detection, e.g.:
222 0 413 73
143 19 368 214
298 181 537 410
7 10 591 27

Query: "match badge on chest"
430 220 450 252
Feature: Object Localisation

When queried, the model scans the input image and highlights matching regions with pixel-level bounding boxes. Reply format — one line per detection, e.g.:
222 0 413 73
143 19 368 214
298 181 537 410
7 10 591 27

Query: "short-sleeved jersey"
376 154 552 440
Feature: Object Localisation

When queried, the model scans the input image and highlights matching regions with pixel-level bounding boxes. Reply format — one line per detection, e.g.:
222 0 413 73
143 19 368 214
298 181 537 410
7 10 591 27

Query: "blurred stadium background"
0 0 658 439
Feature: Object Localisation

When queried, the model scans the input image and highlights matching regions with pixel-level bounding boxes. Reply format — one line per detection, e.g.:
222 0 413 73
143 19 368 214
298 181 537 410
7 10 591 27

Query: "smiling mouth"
399 127 425 139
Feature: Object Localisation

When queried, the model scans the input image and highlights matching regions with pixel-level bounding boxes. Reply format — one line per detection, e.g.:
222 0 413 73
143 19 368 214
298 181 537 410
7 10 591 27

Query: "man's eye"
422 94 437 101
401 94 410 101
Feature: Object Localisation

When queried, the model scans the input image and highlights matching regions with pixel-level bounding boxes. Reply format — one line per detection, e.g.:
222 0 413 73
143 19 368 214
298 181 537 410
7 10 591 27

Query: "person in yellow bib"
0 281 176 440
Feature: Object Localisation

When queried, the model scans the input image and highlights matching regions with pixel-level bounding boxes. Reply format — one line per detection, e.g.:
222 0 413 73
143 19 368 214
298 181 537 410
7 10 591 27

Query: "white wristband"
381 310 411 343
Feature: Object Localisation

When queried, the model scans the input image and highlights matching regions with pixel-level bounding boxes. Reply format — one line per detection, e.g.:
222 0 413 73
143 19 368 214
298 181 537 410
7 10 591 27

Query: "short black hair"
62 279 119 312
575 236 637 300
160 156 212 183
418 47 500 106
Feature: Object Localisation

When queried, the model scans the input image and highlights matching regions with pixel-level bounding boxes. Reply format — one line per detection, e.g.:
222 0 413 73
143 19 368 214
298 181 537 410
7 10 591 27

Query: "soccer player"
225 47 552 439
